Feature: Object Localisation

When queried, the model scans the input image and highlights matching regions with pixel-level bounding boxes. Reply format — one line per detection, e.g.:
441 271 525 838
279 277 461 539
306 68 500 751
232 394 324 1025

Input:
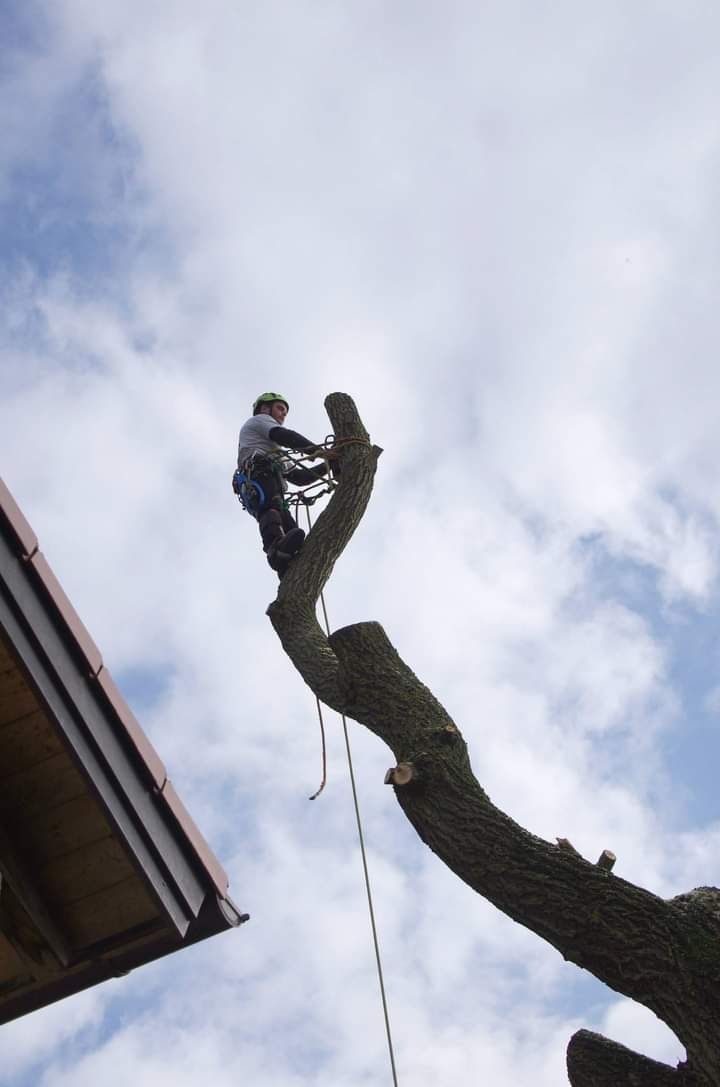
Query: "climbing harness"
232 451 290 514
231 467 267 516
232 437 346 520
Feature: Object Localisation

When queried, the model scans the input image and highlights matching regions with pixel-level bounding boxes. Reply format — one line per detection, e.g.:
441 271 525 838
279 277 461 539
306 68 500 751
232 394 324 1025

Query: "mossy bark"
267 393 720 1087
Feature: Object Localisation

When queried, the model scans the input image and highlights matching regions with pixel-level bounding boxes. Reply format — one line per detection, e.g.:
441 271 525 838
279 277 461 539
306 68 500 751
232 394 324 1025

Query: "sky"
2 1 720 1083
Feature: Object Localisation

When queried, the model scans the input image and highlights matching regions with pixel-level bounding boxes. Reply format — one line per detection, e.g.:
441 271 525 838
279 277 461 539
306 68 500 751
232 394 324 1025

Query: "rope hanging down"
282 434 369 796
300 499 399 1087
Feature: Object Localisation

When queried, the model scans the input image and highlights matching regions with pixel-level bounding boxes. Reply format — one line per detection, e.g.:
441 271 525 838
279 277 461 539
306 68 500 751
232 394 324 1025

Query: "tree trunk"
267 393 720 1087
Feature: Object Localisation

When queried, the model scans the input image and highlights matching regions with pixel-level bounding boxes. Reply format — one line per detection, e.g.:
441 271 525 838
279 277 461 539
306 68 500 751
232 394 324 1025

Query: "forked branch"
267 393 720 1087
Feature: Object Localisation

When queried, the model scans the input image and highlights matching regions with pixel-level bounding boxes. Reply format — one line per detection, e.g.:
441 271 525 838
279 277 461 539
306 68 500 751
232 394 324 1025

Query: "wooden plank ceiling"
0 634 165 1003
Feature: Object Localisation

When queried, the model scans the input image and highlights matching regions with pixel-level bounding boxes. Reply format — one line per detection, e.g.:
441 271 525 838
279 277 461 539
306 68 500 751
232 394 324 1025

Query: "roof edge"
0 475 232 913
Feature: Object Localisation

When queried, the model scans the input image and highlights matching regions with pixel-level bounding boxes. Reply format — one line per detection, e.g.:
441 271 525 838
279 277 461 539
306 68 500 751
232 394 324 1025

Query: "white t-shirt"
237 414 284 467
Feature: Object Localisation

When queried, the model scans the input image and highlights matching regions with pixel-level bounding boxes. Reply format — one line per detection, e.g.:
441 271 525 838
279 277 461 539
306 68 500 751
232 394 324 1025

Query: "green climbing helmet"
252 391 289 415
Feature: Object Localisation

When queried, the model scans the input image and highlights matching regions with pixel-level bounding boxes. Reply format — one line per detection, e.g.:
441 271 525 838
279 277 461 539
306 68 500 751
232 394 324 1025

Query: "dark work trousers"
247 457 329 553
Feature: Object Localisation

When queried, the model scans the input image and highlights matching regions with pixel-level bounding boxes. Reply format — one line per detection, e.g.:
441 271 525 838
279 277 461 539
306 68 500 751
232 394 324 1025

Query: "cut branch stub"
566 1030 685 1086
596 850 617 872
556 838 582 858
384 762 418 787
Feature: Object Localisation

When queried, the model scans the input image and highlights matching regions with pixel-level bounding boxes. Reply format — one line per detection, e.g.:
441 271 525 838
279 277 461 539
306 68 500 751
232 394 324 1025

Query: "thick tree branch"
566 1030 695 1087
267 392 381 709
266 393 720 1086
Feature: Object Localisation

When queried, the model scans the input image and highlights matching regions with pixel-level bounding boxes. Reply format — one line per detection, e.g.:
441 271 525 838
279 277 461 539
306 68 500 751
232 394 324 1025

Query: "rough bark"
267 393 720 1087
567 1030 697 1086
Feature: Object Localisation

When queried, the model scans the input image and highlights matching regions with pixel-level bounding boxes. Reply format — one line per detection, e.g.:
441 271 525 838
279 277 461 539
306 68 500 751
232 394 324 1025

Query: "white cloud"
4 2 720 1083
2 986 108 1080
599 998 683 1069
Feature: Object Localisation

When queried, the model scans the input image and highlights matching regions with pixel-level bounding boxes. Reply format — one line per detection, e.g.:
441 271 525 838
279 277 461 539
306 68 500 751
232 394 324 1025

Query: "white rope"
303 504 399 1086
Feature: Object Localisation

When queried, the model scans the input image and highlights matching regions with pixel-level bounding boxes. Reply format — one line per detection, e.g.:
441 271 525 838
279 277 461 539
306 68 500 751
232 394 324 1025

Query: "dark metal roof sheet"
95 668 167 791
28 551 104 678
160 782 228 898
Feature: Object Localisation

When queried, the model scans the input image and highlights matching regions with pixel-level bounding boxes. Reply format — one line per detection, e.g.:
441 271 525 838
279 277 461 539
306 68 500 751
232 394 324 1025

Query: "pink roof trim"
28 552 104 677
161 781 229 896
0 477 38 558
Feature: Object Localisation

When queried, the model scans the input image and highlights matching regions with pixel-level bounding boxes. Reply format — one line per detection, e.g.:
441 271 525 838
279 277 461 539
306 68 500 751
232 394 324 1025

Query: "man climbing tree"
234 392 335 578
266 391 720 1087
